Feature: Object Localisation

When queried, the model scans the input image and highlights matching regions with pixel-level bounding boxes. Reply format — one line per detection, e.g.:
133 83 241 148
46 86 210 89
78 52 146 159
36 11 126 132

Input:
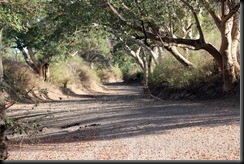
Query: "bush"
97 65 123 83
49 56 100 90
123 66 143 83
149 51 216 88
3 60 43 102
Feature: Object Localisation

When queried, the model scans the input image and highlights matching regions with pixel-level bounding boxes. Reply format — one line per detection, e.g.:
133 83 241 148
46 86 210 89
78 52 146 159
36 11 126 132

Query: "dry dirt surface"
5 82 240 160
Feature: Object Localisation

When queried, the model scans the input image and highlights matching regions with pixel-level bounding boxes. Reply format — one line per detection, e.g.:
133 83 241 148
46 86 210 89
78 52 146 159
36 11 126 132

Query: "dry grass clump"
97 66 123 83
49 56 104 93
149 51 217 88
3 60 44 103
123 67 143 83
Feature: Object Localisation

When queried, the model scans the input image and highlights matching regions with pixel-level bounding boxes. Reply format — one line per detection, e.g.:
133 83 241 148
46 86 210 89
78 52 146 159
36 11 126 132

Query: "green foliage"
77 29 113 69
111 39 142 81
1 0 236 93
5 117 42 136
0 1 32 31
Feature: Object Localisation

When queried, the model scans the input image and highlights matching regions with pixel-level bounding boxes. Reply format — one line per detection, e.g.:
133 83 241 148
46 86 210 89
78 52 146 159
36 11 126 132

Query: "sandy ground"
5 82 241 160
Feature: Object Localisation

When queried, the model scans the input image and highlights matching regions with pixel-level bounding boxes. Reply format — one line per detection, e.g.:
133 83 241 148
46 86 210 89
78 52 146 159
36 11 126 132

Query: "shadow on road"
7 82 240 145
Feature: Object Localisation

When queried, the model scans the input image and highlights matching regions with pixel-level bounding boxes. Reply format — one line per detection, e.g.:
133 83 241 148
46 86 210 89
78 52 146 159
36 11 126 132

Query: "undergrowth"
149 50 217 89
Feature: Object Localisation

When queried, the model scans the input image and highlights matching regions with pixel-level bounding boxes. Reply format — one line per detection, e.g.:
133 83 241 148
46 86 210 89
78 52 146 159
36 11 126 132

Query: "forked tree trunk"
148 48 158 74
205 0 240 92
218 5 239 92
124 45 144 70
20 47 46 80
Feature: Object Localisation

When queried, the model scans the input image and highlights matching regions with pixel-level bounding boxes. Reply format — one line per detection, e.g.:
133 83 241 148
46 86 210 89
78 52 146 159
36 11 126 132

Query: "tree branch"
204 0 222 29
181 0 205 43
104 0 126 22
222 3 240 24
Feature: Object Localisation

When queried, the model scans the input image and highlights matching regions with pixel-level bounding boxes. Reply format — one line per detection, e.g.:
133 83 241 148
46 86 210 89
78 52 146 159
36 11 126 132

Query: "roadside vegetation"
0 0 240 160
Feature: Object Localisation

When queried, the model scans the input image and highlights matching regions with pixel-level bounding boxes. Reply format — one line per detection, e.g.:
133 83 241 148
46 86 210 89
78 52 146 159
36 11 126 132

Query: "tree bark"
17 43 45 78
28 48 44 77
142 48 149 93
231 12 240 78
153 46 164 62
0 28 8 160
124 45 144 70
0 98 8 160
0 29 3 82
220 24 237 91
43 63 50 81
218 2 239 92
148 47 159 74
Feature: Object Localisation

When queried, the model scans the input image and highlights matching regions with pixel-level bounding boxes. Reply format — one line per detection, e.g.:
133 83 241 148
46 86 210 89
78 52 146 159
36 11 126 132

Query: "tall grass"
97 65 123 83
3 59 44 103
49 56 100 88
149 23 220 89
149 50 216 88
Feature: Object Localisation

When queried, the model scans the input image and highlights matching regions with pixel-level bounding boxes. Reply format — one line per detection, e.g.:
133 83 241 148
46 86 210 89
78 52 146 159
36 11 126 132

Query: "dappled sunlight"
6 82 240 144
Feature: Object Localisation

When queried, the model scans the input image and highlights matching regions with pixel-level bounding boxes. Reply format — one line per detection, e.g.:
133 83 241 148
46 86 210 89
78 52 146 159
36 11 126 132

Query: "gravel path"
6 82 240 160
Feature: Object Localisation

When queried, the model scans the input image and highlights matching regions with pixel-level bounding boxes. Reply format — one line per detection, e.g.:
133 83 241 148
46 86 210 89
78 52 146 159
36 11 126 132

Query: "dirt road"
6 82 240 160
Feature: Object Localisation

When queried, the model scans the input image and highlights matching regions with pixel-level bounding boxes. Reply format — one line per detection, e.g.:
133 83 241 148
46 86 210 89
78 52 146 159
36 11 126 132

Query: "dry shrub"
149 50 216 88
49 56 103 93
3 60 43 102
123 67 143 83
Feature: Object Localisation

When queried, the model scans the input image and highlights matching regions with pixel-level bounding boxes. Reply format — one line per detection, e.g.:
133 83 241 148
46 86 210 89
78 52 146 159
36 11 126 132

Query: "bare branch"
103 0 126 22
186 23 194 34
121 3 129 10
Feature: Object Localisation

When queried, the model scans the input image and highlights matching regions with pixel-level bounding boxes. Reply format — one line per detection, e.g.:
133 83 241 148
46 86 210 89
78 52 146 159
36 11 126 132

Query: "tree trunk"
20 47 45 79
28 48 45 78
0 97 8 160
123 45 144 70
142 48 149 93
153 46 164 62
43 63 50 81
219 14 238 92
148 55 153 74
149 46 161 74
37 64 44 77
0 28 8 160
231 12 240 79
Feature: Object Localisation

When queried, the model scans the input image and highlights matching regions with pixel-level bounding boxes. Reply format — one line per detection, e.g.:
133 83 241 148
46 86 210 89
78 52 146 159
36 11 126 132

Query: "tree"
0 0 40 159
3 1 68 80
88 0 240 92
203 0 240 91
111 33 159 91
3 0 111 81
